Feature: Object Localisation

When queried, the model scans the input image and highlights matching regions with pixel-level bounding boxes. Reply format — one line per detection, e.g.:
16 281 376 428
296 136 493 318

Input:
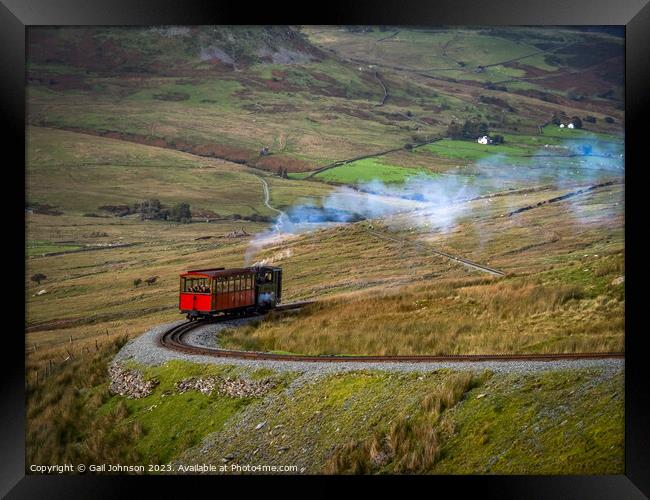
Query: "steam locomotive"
179 266 282 320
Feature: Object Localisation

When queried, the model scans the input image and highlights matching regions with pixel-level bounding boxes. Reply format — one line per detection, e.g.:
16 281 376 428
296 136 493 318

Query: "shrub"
551 111 568 125
169 202 192 223
31 273 47 285
136 199 166 220
133 278 142 287
605 116 615 124
446 119 489 140
570 116 583 129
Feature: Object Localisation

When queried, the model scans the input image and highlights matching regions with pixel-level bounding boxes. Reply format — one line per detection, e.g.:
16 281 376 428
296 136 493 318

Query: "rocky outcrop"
109 363 159 399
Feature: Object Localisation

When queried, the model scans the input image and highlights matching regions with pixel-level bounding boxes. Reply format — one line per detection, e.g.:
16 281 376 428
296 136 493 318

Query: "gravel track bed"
113 319 624 375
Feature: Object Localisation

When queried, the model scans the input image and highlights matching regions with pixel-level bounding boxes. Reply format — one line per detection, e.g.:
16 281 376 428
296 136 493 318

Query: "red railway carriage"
179 266 282 320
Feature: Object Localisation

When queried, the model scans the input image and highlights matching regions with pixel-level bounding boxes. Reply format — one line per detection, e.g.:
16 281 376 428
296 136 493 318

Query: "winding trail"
374 71 388 106
256 175 286 231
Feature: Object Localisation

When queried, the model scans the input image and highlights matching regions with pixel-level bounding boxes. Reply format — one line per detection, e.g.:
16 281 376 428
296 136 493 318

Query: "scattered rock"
109 363 159 399
255 421 267 431
476 393 487 399
37 289 47 296
175 376 276 398
219 377 276 398
176 376 218 395
611 276 624 286
225 228 249 239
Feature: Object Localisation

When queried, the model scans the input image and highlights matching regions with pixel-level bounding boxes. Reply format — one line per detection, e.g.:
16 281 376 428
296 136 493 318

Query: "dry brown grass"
324 372 477 474
221 268 624 356
26 336 145 468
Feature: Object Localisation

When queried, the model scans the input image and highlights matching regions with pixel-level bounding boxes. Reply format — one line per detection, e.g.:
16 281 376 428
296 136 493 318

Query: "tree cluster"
446 120 489 140
135 199 192 223
570 116 583 129
276 167 289 179
168 202 192 223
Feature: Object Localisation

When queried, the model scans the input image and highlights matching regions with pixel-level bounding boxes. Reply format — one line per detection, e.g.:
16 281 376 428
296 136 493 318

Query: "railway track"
159 303 623 363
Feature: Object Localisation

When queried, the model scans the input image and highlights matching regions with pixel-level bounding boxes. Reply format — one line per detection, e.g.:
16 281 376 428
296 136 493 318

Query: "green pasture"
314 157 434 184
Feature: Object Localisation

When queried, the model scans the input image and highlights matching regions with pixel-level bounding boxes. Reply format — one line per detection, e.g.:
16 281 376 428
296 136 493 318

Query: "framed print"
3 0 649 497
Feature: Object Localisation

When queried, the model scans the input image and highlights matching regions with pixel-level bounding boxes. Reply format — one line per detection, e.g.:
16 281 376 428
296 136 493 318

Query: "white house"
567 123 575 129
477 135 492 145
559 123 565 128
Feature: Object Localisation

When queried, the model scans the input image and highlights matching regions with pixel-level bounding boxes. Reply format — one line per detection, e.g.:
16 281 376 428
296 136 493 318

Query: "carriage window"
265 272 273 283
234 276 240 291
182 277 211 293
228 278 233 293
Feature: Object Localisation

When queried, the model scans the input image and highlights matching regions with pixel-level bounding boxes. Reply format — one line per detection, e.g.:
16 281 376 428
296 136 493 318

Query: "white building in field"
477 135 492 145
559 123 565 128
567 123 575 129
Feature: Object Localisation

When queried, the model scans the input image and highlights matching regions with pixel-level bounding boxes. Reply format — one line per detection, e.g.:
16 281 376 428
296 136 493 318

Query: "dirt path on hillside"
256 175 286 232
374 71 388 106
363 228 506 277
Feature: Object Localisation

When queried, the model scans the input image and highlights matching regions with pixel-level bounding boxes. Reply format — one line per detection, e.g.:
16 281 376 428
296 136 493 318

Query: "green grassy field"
419 139 530 161
314 157 435 184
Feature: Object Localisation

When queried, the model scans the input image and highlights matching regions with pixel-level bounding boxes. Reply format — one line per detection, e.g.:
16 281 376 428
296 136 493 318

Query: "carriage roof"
181 266 280 279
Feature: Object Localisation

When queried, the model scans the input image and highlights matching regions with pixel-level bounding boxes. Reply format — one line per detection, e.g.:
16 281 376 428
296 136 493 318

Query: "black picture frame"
4 0 649 497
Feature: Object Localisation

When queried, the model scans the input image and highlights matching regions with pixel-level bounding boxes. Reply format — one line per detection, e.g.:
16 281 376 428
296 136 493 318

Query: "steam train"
179 266 282 320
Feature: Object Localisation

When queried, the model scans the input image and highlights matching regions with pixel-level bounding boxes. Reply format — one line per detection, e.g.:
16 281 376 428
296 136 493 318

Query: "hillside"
27 26 623 175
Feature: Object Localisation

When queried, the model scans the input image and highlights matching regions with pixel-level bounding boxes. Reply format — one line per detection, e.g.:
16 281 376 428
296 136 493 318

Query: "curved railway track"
159 302 623 363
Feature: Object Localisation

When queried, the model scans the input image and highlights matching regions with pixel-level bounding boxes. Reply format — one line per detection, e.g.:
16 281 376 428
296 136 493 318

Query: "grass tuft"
324 372 478 474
